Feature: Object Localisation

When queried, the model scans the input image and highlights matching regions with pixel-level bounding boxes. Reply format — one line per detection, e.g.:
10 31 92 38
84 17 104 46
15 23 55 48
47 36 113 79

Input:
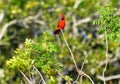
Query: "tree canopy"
0 0 120 84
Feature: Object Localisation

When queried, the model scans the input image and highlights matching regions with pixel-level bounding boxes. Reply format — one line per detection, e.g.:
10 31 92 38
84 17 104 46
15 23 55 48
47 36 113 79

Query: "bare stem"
102 27 109 84
19 70 32 84
56 70 72 84
97 74 120 81
33 65 46 84
28 68 32 82
60 29 94 84
73 51 89 84
60 29 79 72
83 73 95 84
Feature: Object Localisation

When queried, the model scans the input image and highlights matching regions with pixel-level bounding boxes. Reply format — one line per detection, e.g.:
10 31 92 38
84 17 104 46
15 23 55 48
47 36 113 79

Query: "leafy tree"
93 5 120 41
0 0 120 83
6 33 59 83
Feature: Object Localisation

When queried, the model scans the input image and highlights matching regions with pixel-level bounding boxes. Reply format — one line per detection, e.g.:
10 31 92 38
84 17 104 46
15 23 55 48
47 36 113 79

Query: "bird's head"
61 14 65 20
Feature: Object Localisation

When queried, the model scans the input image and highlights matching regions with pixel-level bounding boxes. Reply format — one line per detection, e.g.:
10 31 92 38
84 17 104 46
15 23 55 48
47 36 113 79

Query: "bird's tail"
54 29 60 34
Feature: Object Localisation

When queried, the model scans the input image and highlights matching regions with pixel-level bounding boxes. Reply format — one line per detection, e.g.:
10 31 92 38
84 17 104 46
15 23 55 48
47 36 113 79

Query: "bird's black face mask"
61 18 64 20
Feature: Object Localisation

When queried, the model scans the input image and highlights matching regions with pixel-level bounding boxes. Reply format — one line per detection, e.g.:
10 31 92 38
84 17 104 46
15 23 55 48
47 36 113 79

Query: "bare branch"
102 25 109 84
72 15 78 37
0 0 11 23
71 12 98 37
56 70 72 84
0 13 45 40
60 29 95 84
73 0 83 9
97 75 120 81
19 70 32 84
73 51 89 84
76 17 91 26
114 8 120 16
76 12 99 26
0 20 17 40
33 65 46 84
61 29 79 73
0 10 5 23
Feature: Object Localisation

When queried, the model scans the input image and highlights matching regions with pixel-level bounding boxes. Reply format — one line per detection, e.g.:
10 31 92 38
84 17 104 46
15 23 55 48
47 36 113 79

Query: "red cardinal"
54 14 66 34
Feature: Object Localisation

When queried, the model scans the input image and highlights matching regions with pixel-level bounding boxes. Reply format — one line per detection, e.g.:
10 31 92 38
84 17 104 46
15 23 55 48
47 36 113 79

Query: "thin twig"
102 27 109 84
83 73 95 84
56 70 72 84
39 79 42 84
56 70 63 77
60 29 95 84
33 65 46 84
73 51 89 84
19 70 32 84
79 52 89 83
60 29 79 73
28 68 32 82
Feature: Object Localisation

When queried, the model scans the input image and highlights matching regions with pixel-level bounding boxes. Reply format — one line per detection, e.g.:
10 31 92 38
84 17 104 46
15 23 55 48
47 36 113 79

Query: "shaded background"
0 0 120 84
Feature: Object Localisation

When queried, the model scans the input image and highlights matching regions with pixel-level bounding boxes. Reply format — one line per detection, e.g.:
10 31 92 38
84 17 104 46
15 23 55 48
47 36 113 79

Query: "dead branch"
73 51 90 84
71 12 98 37
33 65 46 84
0 20 17 40
76 17 91 26
61 29 95 84
72 15 78 37
102 25 109 84
97 75 120 81
73 0 83 9
0 13 45 40
19 70 32 84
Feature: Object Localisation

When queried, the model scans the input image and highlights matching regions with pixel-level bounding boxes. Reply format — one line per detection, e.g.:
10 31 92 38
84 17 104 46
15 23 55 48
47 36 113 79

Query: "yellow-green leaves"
6 33 58 77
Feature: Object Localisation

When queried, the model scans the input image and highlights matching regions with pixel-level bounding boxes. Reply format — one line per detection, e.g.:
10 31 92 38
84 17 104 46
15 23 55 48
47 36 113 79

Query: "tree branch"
0 13 45 40
73 51 89 84
56 70 72 84
19 70 32 84
60 29 95 84
97 75 120 81
33 65 46 84
76 17 91 26
73 0 83 9
71 12 98 37
60 29 79 73
0 20 17 40
102 26 109 84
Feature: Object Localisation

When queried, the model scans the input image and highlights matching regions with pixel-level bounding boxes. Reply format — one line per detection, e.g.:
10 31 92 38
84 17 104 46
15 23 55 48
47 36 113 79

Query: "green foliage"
93 5 120 41
7 0 39 19
63 75 73 83
6 39 33 70
46 76 58 84
6 33 59 77
1 0 120 83
33 33 59 76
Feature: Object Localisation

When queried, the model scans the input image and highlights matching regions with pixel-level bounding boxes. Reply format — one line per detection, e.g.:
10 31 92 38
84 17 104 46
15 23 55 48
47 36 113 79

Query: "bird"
54 14 66 34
